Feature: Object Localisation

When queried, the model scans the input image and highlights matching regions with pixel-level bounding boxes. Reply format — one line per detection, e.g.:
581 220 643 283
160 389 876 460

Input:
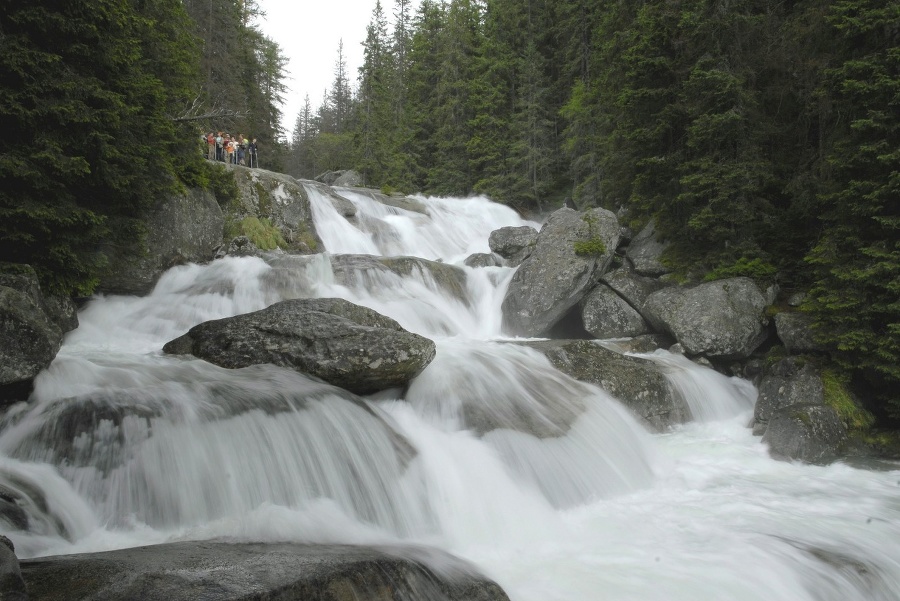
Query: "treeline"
0 0 288 295
289 0 898 416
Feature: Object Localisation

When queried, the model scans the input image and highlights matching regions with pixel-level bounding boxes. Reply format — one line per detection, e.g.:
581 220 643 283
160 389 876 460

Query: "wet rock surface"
20 541 511 601
514 339 688 431
163 298 436 395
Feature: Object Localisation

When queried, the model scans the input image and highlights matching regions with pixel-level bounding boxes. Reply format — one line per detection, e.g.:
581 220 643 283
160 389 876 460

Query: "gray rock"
99 188 224 295
787 292 806 307
0 283 62 399
754 358 825 434
581 284 650 339
0 535 26 601
624 220 671 276
379 257 470 307
464 253 504 268
231 167 320 253
502 208 620 337
775 312 825 353
217 235 263 258
763 403 847 464
0 485 30 531
330 255 470 308
333 169 363 187
163 298 436 395
20 541 510 601
317 169 364 188
488 226 539 266
642 277 770 359
0 269 78 337
600 269 669 310
514 339 689 431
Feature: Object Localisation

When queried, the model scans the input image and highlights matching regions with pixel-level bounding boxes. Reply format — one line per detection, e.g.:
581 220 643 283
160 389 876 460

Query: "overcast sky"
258 0 380 136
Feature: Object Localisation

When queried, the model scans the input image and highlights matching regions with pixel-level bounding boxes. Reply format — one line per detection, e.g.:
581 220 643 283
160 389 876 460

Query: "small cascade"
406 339 657 508
639 350 757 422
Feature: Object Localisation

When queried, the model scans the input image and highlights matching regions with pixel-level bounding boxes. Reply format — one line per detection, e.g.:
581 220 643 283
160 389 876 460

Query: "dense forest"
0 0 287 294
0 0 897 420
291 0 898 421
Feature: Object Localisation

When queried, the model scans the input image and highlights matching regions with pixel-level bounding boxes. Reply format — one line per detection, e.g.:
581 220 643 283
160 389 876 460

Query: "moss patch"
823 369 875 432
295 222 318 252
233 216 286 250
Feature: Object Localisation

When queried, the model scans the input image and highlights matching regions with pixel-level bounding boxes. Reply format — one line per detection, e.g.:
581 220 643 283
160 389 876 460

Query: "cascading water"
1 186 899 600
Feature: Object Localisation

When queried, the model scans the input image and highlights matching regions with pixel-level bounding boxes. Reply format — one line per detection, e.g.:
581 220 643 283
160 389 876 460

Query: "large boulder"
99 188 224 295
763 404 847 464
0 269 74 404
163 298 436 395
230 167 320 253
624 219 671 276
502 208 620 337
488 226 539 266
642 277 770 359
0 536 26 601
580 284 650 339
514 339 688 431
775 312 825 353
753 357 825 435
20 541 511 601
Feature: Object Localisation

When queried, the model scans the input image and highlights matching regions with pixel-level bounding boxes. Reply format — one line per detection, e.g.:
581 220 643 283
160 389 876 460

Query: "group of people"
204 132 258 168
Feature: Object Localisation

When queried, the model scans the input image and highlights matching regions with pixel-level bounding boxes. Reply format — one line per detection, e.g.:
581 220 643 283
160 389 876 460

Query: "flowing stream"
1 186 899 600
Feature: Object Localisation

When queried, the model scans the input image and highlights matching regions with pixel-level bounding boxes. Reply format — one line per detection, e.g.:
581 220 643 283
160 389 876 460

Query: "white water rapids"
2 185 899 600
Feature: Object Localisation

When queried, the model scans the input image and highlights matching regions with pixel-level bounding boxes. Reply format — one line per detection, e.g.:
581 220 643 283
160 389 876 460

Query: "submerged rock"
501 208 619 337
513 339 688 431
763 403 847 464
163 298 436 395
464 253 504 269
331 255 471 307
20 541 511 601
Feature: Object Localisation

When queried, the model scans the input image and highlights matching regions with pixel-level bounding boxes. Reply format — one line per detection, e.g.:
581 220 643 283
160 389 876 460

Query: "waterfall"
1 186 899 601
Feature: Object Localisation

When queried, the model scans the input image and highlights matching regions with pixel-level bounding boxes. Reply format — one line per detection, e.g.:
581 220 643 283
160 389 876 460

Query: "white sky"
258 0 379 137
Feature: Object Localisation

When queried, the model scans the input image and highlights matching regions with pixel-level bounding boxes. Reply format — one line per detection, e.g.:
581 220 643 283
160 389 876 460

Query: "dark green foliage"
805 0 900 416
0 0 201 295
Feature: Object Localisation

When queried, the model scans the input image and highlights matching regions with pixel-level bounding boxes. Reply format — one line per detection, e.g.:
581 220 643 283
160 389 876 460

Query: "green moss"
791 409 812 426
823 369 875 432
237 216 286 250
573 213 607 257
295 222 318 252
574 238 607 256
254 182 272 216
380 184 396 196
704 257 777 283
